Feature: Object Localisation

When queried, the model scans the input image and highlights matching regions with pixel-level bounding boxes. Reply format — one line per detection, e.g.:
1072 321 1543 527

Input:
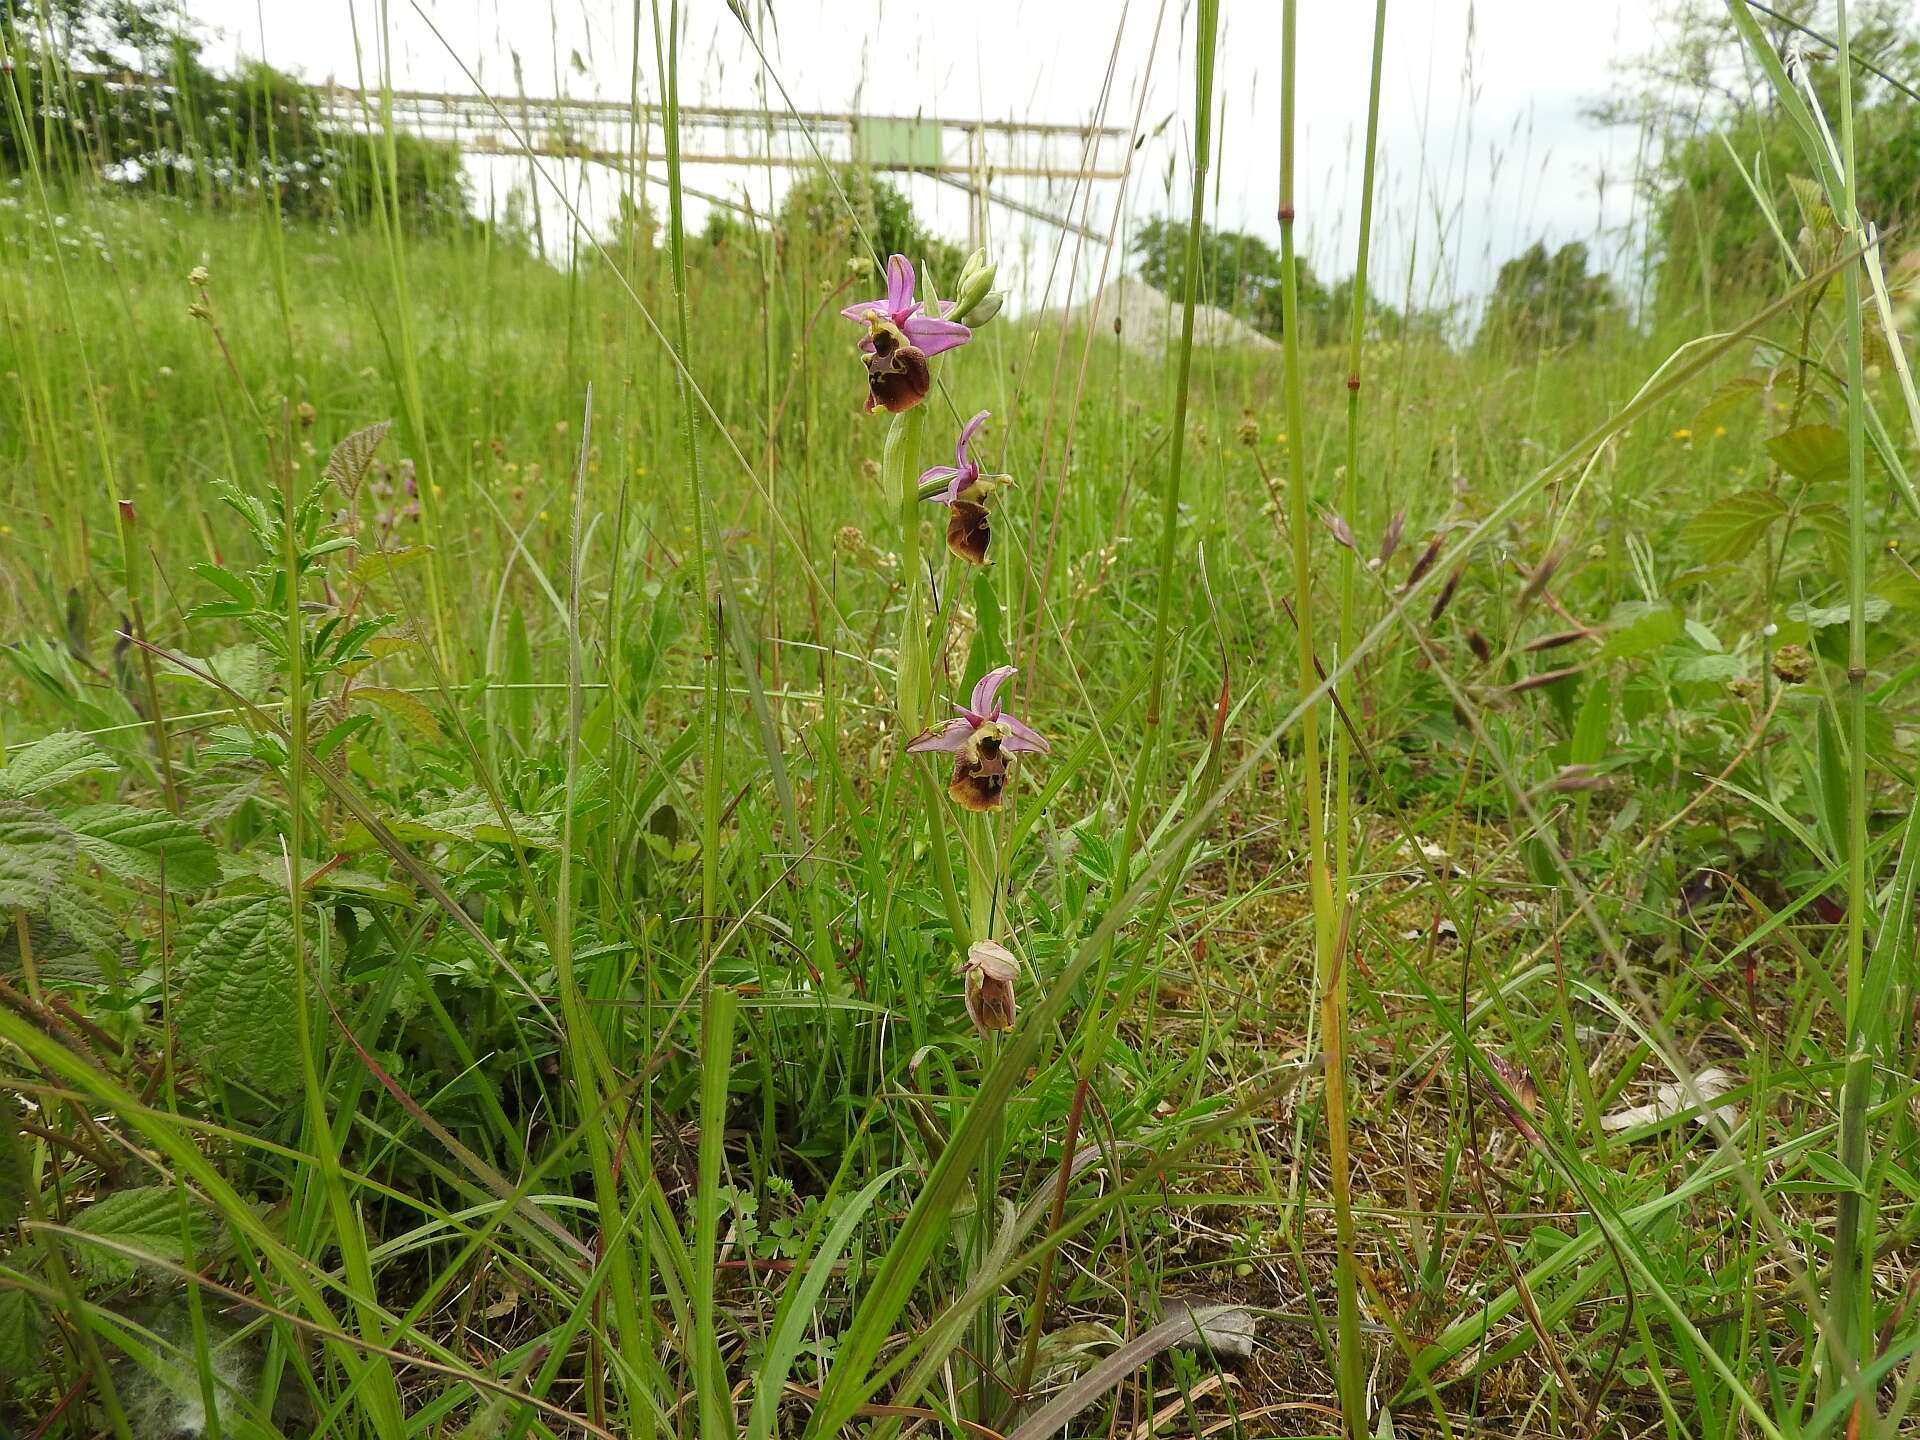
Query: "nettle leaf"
391 800 559 849
0 1286 44 1375
0 801 76 910
1766 425 1850 483
175 896 311 1095
65 804 220 892
1681 490 1787 564
0 732 114 799
1601 603 1683 661
67 1185 220 1284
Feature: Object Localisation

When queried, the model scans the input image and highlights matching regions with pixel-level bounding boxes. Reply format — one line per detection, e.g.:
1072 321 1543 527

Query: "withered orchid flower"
956 939 1020 1036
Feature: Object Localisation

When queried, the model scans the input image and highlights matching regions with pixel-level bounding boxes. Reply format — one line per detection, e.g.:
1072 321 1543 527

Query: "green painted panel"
857 116 944 169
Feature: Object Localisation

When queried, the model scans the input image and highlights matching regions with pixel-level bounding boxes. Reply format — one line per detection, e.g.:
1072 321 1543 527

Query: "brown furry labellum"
863 320 931 414
947 499 993 566
948 725 1009 811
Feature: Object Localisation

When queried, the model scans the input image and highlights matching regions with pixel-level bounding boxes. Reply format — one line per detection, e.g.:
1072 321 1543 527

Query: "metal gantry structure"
312 84 1131 242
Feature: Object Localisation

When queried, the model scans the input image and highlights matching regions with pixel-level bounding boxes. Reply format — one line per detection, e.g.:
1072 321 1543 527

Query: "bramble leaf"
0 733 113 799
175 896 309 1095
1681 490 1787 564
0 1286 44 1375
1766 424 1849 483
66 804 220 891
68 1185 219 1284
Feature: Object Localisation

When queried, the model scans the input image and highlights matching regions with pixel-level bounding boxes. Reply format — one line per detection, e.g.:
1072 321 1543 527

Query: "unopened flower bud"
188 264 209 286
949 251 1000 325
963 290 1004 328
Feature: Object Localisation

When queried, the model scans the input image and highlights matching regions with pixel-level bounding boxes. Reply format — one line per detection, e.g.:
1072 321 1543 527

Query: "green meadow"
5 3 1920 1437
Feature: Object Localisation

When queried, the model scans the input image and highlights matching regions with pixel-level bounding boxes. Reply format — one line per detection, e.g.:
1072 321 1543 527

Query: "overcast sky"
182 0 1675 311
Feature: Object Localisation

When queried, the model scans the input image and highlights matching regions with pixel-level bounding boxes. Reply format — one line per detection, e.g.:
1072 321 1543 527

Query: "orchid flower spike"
905 664 1049 811
955 939 1019 1036
919 410 1011 565
841 255 970 413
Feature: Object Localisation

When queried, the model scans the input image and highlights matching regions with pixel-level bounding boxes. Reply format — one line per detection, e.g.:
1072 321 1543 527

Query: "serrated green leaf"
1601 603 1683 661
323 419 392 494
175 896 309 1095
0 1286 44 1375
0 801 75 910
350 542 435 588
1798 502 1852 549
0 732 114 799
160 642 275 703
1766 424 1849 483
392 800 558 849
1 911 120 987
355 686 442 739
44 885 126 966
64 804 221 892
67 1185 219 1284
1692 376 1767 430
1680 490 1786 564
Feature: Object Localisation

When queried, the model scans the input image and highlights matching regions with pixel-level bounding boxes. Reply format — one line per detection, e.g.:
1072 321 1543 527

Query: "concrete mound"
1035 274 1281 355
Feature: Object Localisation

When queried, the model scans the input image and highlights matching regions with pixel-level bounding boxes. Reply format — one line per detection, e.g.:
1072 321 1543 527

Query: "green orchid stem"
1830 1 1876 1414
886 403 974 947
1326 2 1389 1436
1012 0 1219 1404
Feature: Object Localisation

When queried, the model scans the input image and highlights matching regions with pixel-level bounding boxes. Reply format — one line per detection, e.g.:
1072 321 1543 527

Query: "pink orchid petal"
840 297 887 323
903 314 971 357
957 409 991 468
905 717 977 754
999 714 1050 755
970 665 1017 719
885 255 915 315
